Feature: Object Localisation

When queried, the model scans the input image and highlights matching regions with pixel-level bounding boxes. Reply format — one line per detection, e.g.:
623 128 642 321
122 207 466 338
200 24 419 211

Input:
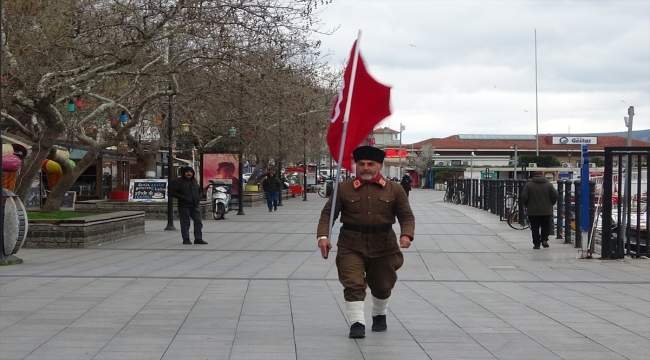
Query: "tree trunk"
14 129 58 202
142 152 157 178
41 144 102 212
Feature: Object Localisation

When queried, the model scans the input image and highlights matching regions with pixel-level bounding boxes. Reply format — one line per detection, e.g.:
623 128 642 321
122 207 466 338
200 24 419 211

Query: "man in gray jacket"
520 171 558 249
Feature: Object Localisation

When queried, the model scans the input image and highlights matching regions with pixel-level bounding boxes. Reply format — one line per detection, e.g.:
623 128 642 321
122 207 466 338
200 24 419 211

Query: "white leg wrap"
345 301 365 326
372 295 389 316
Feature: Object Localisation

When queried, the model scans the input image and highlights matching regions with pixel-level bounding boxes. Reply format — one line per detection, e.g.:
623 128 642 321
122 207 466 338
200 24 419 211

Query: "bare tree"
1 0 333 211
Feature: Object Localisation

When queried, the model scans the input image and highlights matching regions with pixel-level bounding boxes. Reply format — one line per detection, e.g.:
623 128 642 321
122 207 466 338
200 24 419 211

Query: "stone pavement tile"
420 253 469 280
531 336 611 351
563 321 638 335
423 347 495 359
161 348 232 360
551 350 629 360
92 351 166 360
486 347 563 360
229 353 296 360
38 339 111 348
358 344 428 356
469 333 539 348
0 342 42 356
586 334 650 360
23 347 100 360
168 334 234 345
102 342 171 353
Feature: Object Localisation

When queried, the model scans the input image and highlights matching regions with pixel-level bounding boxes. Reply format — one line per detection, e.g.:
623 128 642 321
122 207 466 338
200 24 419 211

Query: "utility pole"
398 123 405 179
620 106 635 244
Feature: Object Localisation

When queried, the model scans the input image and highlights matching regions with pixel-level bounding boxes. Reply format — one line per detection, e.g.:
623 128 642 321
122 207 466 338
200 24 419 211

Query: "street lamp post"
620 106 635 244
164 88 176 231
470 152 475 179
511 145 518 179
398 123 405 179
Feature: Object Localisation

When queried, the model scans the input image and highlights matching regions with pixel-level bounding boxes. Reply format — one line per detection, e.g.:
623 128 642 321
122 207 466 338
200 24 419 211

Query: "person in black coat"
169 166 207 245
261 171 282 212
400 174 412 197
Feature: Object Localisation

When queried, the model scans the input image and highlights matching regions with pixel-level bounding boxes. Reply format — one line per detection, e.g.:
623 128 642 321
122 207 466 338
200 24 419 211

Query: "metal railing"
446 177 597 248
601 147 649 259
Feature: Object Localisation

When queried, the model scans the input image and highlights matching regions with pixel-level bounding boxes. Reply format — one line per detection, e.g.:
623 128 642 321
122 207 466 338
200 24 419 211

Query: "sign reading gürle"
552 136 597 145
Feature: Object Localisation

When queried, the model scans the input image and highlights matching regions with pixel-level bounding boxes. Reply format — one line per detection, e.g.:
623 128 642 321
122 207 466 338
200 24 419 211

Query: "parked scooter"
207 180 230 220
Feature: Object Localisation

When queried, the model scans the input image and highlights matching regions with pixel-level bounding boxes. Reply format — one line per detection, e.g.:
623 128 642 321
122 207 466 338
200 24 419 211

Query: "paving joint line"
2 274 648 284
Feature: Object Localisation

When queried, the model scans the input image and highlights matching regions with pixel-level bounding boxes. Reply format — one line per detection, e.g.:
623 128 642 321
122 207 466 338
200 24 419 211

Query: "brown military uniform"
317 177 415 302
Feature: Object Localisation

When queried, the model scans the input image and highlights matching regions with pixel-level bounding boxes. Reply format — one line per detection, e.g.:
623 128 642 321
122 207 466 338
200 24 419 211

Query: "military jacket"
317 177 416 258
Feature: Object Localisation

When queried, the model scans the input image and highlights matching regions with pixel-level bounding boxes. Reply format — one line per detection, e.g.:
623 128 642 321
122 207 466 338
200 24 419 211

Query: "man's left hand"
399 236 412 248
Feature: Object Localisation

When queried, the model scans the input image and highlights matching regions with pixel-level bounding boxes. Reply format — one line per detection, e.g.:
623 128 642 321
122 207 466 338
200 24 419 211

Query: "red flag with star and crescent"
327 41 392 171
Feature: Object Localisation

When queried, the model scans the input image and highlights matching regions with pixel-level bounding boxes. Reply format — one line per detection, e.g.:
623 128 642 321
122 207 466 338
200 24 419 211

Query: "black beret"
353 146 386 163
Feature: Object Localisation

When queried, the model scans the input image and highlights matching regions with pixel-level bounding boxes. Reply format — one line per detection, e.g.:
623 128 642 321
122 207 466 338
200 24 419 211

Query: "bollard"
574 180 582 249
564 180 573 244
556 180 564 239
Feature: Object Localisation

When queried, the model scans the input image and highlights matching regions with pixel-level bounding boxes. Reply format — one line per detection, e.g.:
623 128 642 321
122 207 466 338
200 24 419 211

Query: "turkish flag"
327 41 391 171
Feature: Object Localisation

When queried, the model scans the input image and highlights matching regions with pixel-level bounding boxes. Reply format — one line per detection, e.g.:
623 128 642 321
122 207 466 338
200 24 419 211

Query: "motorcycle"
207 180 231 220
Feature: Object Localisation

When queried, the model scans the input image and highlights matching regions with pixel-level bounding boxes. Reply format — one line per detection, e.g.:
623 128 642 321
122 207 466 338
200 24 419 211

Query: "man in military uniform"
316 146 415 339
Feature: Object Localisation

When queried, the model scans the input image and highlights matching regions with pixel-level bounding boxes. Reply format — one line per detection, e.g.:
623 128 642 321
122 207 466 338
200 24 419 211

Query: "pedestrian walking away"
261 171 282 212
169 166 207 245
400 174 412 197
316 146 415 339
520 171 558 249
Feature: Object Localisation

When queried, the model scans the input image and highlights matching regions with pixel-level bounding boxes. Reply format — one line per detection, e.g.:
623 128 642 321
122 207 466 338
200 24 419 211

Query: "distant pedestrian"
521 171 558 249
169 167 207 245
400 174 412 197
261 171 282 212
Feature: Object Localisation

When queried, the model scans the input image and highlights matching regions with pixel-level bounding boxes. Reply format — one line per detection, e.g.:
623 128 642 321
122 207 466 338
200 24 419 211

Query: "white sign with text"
552 136 597 145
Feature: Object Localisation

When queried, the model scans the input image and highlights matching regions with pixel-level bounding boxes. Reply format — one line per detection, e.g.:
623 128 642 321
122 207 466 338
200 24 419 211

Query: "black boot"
348 322 365 338
183 239 192 245
372 315 387 332
542 240 549 248
194 239 208 245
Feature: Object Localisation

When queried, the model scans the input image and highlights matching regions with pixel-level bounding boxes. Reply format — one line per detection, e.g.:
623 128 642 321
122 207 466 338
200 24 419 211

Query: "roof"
410 134 650 151
372 127 399 134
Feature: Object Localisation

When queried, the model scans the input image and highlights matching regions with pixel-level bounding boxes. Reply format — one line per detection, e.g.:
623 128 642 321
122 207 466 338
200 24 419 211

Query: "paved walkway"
1 189 648 360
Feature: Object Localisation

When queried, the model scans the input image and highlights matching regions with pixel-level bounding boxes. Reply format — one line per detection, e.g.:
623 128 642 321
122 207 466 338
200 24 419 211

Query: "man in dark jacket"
261 171 282 212
169 167 207 245
521 171 558 249
400 174 412 197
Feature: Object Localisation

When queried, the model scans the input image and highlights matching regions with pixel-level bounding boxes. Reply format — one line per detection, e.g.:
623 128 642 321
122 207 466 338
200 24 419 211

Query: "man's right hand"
318 238 332 259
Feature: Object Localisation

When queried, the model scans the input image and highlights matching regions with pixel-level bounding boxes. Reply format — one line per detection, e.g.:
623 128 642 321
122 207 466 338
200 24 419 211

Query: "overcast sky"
314 0 650 144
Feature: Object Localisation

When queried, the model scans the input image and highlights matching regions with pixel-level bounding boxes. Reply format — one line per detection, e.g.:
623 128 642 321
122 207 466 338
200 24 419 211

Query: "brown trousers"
336 248 404 302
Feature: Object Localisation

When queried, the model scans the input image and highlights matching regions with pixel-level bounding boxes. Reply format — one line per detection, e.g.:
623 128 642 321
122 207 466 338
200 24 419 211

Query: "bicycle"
507 203 530 230
452 189 465 205
316 180 332 198
443 185 453 202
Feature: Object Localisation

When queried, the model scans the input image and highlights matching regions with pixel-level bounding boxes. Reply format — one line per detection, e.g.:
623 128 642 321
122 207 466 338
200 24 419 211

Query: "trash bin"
326 181 333 197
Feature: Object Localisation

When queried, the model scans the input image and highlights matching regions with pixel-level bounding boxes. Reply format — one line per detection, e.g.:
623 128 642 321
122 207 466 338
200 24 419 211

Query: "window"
451 160 462 166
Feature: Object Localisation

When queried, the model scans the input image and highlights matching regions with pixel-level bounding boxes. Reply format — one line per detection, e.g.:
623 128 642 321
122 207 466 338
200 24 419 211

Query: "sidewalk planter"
75 201 212 220
25 211 145 248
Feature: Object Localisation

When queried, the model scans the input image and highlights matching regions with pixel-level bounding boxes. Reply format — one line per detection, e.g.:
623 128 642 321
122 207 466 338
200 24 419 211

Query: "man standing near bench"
169 166 207 245
316 146 415 339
